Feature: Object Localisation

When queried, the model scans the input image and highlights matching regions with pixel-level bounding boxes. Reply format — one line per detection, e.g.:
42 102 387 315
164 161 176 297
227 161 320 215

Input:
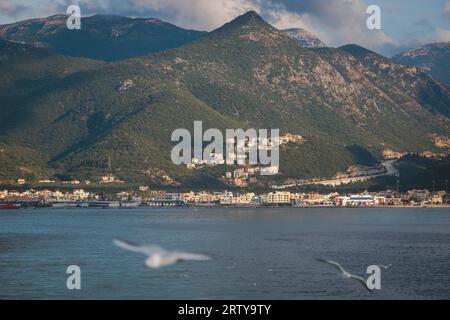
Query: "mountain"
0 14 206 61
283 28 326 48
0 12 449 187
340 44 450 117
393 42 450 85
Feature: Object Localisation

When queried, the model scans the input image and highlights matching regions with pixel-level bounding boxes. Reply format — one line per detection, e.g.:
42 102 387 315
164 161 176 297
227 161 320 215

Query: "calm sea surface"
0 207 449 299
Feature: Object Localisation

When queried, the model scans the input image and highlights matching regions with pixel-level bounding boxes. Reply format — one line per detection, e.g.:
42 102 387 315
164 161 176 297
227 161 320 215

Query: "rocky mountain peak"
211 10 275 35
283 28 326 48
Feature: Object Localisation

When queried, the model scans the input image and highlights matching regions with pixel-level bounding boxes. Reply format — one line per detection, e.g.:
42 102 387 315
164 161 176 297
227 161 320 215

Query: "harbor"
1 187 449 209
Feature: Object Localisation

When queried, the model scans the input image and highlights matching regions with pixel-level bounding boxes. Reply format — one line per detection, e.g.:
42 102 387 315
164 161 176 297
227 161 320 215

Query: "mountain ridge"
393 42 450 85
0 14 206 61
0 12 449 186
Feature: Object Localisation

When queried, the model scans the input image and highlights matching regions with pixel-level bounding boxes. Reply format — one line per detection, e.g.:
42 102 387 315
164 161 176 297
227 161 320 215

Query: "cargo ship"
0 203 21 209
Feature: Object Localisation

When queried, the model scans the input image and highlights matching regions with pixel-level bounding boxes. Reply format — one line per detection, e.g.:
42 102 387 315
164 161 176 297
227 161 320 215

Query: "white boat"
52 201 89 208
89 201 120 208
120 199 142 208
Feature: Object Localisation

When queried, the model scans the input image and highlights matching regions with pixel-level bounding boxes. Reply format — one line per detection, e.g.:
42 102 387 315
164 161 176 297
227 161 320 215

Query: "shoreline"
3 204 450 210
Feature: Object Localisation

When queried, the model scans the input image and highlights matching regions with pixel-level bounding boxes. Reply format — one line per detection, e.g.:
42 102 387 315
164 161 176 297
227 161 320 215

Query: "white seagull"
318 258 373 292
113 239 212 268
379 264 392 270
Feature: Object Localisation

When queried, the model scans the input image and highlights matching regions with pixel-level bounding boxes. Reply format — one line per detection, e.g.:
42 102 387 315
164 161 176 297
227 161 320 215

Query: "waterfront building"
73 189 90 200
165 193 185 201
386 196 403 206
182 191 195 202
218 191 233 205
407 189 430 203
374 196 387 206
336 194 375 206
194 191 217 203
236 193 255 204
432 192 445 204
267 191 291 204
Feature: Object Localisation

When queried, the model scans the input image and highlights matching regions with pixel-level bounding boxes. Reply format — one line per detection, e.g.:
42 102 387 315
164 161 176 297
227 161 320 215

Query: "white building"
337 195 375 206
266 191 291 204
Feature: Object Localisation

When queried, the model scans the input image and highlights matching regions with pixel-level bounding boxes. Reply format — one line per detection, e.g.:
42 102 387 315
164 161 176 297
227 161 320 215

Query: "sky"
0 0 449 56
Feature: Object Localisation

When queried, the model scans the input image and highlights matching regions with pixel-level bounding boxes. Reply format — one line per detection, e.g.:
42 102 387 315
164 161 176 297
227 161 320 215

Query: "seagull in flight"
113 239 212 268
379 264 392 270
318 258 373 292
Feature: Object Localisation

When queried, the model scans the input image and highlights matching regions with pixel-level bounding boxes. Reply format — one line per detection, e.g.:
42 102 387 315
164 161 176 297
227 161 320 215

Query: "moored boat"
0 203 21 209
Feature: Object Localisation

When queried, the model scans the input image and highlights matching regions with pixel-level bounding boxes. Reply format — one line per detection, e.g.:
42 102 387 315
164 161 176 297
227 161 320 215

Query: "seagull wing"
173 251 212 261
348 274 373 293
317 258 346 275
113 239 166 256
318 258 374 293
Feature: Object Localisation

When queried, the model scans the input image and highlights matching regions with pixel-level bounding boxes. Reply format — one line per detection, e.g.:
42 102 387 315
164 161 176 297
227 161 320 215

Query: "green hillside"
0 12 449 187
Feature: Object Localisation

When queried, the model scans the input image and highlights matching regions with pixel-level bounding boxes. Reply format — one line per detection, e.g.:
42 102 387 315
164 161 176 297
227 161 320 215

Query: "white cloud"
0 0 24 14
444 1 450 18
0 0 15 13
264 0 398 52
412 27 450 45
0 0 400 55
264 5 312 30
434 28 450 42
132 0 261 30
0 0 65 24
70 0 262 30
94 0 399 53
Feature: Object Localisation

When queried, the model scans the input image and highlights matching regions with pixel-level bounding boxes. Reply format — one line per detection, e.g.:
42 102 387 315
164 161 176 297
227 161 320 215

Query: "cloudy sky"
0 0 449 56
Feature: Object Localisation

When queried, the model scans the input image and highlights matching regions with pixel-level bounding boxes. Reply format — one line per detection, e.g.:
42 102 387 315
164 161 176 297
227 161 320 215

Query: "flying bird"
113 239 212 268
317 258 373 292
379 264 392 269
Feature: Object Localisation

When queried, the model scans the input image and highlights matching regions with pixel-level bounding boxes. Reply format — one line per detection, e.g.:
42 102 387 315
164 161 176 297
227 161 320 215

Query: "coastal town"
2 149 448 209
1 187 449 209
1 147 448 209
